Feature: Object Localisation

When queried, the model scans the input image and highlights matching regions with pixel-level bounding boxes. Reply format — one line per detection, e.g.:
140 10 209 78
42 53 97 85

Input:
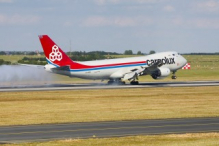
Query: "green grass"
138 69 219 82
3 133 219 146
0 86 219 126
117 54 219 81
1 54 219 82
0 55 45 63
1 55 219 145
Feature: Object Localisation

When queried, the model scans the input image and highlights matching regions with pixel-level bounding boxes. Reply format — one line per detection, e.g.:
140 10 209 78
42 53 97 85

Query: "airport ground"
1 54 219 86
0 55 219 145
1 133 219 146
1 86 219 126
1 86 219 146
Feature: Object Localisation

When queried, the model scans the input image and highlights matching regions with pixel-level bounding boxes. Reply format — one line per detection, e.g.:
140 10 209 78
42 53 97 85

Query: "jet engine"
151 68 171 79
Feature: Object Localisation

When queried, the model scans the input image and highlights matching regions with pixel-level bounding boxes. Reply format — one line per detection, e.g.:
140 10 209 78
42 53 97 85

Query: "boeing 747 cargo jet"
39 35 187 85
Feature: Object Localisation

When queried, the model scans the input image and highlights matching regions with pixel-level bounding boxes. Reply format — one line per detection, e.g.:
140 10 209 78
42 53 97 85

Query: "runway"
0 81 219 92
0 117 219 143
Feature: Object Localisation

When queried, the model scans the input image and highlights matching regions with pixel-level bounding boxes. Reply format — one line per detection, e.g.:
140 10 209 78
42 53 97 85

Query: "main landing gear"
130 81 139 85
130 74 139 85
107 79 125 85
171 71 177 79
107 79 139 85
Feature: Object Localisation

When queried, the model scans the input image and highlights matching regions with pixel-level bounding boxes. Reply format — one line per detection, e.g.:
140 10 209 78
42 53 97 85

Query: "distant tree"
3 61 11 65
137 51 143 55
69 52 106 61
124 50 133 55
0 51 6 55
67 51 120 56
27 51 36 55
0 59 11 65
22 57 29 61
149 50 156 54
0 59 4 65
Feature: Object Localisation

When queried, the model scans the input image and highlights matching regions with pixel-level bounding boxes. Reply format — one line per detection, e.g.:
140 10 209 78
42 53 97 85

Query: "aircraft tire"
171 76 177 79
107 80 114 85
130 81 139 85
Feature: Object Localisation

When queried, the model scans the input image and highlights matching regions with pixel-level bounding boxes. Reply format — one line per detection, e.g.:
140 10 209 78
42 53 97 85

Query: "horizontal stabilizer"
18 64 44 69
51 66 70 71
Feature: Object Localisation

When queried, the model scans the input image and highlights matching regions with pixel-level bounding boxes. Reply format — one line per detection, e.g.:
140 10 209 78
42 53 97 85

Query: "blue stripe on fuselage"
46 58 60 67
69 63 147 72
46 58 147 72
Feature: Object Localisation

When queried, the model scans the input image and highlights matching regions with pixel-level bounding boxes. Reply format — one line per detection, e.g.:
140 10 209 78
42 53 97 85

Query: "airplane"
39 35 187 85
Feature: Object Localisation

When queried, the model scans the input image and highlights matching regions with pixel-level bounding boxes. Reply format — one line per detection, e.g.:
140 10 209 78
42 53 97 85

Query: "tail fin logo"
49 45 62 62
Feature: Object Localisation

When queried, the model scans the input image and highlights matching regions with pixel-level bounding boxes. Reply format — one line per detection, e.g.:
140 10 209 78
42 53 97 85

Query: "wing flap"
123 67 145 81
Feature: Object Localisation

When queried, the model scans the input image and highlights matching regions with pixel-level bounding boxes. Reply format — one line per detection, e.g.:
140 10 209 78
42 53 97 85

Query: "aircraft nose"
181 56 187 66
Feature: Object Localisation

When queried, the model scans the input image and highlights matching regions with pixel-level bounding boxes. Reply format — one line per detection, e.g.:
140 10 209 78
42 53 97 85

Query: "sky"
0 0 219 53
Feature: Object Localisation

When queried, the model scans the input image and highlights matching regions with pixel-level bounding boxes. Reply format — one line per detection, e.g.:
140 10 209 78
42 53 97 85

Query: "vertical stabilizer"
39 35 72 67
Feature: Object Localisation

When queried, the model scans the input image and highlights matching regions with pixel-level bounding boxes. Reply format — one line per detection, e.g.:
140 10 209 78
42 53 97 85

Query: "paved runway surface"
0 117 219 143
0 81 219 92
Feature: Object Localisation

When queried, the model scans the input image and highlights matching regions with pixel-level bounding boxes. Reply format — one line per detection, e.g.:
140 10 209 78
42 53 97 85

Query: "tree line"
1 50 219 66
0 50 155 56
0 50 155 65
0 51 44 55
1 51 219 56
0 59 11 65
17 57 47 65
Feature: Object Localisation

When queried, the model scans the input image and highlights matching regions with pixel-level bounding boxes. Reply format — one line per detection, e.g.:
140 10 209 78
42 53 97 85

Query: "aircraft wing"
123 60 163 81
123 67 145 81
146 60 163 71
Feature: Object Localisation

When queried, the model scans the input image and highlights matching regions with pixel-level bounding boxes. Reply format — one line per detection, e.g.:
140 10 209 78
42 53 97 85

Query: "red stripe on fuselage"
69 61 147 69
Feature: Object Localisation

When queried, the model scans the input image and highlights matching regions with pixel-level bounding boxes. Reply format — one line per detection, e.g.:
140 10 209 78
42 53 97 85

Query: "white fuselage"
47 51 187 80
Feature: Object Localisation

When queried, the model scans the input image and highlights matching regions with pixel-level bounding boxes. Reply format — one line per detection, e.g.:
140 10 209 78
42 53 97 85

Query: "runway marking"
0 81 219 92
0 117 217 129
92 130 219 138
1 122 219 136
1 130 219 144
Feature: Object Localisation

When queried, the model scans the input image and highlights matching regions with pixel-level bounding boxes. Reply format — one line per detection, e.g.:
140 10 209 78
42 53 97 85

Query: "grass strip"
0 86 219 126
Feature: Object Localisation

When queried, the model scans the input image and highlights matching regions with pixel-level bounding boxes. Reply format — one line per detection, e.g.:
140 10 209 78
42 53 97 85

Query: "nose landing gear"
172 75 177 79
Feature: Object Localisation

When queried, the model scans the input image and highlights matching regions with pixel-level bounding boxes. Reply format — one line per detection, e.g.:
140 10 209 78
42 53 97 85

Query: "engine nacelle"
151 68 171 80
